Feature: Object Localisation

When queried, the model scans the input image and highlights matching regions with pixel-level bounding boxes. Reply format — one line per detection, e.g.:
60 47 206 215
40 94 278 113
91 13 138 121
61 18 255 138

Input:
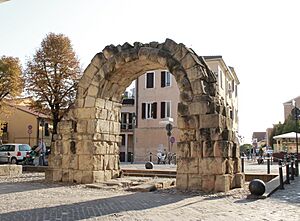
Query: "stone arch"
46 39 244 192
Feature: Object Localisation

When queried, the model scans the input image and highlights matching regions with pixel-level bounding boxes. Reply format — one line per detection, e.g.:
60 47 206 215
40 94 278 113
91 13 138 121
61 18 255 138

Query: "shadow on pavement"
0 190 190 220
0 180 70 195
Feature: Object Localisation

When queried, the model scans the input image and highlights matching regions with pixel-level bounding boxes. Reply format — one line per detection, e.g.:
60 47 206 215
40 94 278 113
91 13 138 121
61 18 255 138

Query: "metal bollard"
267 158 270 174
291 156 295 180
279 160 284 189
285 157 290 184
150 152 152 162
295 158 299 177
241 157 244 173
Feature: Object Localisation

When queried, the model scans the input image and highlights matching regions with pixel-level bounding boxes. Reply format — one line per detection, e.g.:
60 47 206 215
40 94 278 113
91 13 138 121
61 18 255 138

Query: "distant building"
283 96 300 121
120 56 240 162
273 132 300 153
252 132 267 151
0 102 51 147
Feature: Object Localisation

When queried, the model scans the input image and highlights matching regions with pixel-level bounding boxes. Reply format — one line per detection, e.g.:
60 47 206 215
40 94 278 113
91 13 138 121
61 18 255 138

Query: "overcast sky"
1 0 299 143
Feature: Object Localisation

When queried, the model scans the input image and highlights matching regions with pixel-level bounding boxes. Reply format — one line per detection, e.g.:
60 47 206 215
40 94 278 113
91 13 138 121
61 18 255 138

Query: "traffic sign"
28 125 33 130
170 136 175 143
28 129 32 134
166 123 173 132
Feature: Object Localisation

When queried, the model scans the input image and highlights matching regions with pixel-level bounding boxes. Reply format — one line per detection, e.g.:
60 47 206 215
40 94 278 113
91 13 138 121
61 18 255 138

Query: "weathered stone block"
232 173 245 188
187 174 202 190
48 154 62 168
180 52 201 70
179 129 196 142
189 102 209 115
78 155 93 171
93 171 105 182
96 119 110 133
81 171 93 183
93 141 108 155
104 170 112 180
226 159 234 174
177 116 198 129
202 175 215 192
45 169 62 182
203 141 214 157
87 85 99 97
190 141 203 158
187 157 199 174
62 155 70 169
177 157 189 173
233 158 241 173
199 158 226 175
62 169 70 182
213 141 232 157
96 108 108 120
0 165 22 176
84 96 96 108
176 173 188 190
73 170 83 183
95 98 106 108
186 65 207 82
190 79 206 95
199 114 224 129
215 174 231 192
76 108 96 119
76 120 87 133
177 142 190 158
75 98 84 108
105 100 113 110
87 120 96 134
177 103 189 116
83 63 98 80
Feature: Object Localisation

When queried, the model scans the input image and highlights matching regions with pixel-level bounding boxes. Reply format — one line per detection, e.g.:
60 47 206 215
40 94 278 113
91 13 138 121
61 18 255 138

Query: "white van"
0 143 32 164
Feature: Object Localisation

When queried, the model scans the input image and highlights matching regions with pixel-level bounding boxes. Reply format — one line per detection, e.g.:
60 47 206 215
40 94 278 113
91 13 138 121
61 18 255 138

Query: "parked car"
0 143 32 164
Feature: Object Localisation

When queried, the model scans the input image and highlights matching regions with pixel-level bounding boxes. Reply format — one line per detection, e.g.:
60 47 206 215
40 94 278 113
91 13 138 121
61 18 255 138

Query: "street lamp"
292 100 299 176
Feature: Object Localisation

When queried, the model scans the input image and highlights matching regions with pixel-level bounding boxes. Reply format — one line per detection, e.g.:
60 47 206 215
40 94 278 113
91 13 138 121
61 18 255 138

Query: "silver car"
0 143 32 164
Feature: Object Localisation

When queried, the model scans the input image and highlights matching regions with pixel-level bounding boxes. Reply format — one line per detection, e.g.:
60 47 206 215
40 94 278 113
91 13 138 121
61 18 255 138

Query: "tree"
0 56 23 106
0 56 23 137
25 33 81 135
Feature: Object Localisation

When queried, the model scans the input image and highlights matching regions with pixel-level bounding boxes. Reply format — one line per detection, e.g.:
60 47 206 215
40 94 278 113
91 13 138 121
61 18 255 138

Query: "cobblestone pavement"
0 172 299 221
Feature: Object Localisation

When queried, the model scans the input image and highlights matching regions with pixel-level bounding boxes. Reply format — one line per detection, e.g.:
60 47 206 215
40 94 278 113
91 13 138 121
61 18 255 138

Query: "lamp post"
292 100 299 176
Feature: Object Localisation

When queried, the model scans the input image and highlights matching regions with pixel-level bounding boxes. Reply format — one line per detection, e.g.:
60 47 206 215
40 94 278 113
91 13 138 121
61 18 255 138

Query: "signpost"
166 123 173 152
28 125 32 146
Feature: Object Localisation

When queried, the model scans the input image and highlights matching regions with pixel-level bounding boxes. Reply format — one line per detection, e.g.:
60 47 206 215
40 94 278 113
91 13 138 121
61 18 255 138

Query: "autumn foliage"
0 56 23 106
25 33 81 134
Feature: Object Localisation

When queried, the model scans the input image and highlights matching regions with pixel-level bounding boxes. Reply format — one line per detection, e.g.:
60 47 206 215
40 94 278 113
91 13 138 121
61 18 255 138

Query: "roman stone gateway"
45 39 244 192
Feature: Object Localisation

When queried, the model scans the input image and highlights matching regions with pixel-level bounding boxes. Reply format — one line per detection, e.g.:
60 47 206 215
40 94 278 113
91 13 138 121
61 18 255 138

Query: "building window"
128 113 133 129
235 85 238 97
45 123 50 136
142 102 157 119
121 134 125 146
161 101 171 118
219 69 223 89
161 71 171 87
121 113 134 129
121 113 127 129
145 72 154 88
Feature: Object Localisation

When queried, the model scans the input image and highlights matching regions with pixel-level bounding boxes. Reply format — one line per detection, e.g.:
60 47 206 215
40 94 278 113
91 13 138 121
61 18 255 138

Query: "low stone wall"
0 165 22 176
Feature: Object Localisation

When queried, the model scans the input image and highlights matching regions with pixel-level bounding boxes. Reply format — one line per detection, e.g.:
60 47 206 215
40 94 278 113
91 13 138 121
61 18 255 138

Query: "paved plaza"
0 167 299 221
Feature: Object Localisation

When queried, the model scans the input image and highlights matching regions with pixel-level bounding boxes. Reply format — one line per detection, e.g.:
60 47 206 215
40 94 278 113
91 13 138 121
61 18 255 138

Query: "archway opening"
46 39 244 192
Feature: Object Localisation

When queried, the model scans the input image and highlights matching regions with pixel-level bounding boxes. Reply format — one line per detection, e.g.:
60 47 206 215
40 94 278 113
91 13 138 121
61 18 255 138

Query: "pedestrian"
38 139 46 166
